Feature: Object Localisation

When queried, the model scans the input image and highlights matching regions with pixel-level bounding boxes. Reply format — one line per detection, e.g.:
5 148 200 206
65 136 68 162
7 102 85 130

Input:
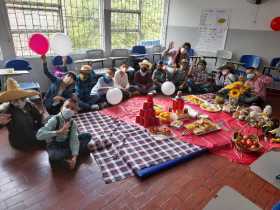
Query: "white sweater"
114 70 129 89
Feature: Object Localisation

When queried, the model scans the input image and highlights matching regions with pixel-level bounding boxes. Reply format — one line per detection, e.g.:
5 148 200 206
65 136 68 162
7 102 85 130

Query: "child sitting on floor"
41 55 76 115
90 68 115 106
239 67 273 106
152 61 168 93
187 59 212 93
75 64 99 111
0 78 44 150
130 60 154 95
171 60 188 92
114 63 131 99
36 98 94 170
215 64 236 90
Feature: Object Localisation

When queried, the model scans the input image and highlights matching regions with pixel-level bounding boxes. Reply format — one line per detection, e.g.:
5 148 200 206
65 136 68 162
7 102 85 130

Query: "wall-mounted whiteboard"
196 9 230 53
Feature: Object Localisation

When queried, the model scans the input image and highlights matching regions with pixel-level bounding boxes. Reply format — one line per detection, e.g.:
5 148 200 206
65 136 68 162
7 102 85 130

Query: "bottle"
176 91 184 112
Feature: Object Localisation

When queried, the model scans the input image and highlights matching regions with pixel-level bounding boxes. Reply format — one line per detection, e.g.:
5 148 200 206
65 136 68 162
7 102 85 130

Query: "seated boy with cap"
75 64 100 111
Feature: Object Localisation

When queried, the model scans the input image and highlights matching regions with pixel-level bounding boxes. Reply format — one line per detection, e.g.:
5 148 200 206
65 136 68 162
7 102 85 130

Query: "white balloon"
161 81 175 96
106 88 123 105
50 33 72 56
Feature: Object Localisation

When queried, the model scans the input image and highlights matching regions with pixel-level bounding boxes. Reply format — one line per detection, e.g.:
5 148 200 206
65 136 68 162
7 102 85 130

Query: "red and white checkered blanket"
74 112 205 183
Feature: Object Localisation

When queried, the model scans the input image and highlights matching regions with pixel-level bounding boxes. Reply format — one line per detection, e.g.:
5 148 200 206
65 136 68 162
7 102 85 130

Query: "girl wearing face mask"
0 78 44 150
41 55 77 115
215 65 236 90
187 59 212 93
90 68 115 107
37 98 94 170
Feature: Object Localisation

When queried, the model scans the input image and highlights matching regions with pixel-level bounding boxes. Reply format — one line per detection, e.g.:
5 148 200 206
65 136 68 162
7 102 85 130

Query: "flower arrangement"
217 81 250 102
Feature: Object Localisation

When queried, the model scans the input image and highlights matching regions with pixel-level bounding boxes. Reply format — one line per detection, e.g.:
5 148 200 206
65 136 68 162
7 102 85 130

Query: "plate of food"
183 95 206 106
200 103 221 112
232 132 262 153
149 126 173 140
184 118 221 135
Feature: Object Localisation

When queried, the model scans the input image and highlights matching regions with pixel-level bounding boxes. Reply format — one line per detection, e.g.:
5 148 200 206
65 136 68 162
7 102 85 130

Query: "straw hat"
0 78 39 103
139 59 152 70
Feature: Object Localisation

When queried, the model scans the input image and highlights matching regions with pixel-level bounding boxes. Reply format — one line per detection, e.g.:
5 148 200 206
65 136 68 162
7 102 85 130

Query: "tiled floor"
0 93 280 210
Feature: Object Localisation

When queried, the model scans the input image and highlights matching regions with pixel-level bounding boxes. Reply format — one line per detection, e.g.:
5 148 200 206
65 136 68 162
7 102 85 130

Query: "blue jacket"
75 71 98 100
43 63 74 109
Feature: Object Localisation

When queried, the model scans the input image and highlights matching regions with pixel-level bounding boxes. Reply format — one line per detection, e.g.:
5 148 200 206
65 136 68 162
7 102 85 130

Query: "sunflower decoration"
229 88 241 99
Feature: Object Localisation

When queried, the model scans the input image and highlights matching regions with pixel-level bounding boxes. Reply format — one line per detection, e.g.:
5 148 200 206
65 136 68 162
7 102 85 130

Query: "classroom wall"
166 0 280 64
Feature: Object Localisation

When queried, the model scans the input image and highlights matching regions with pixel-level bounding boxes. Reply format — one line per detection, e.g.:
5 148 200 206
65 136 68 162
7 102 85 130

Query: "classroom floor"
0 92 280 210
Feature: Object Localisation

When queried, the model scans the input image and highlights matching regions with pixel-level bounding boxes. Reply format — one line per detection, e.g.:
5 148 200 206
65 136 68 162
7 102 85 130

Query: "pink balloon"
28 33 49 55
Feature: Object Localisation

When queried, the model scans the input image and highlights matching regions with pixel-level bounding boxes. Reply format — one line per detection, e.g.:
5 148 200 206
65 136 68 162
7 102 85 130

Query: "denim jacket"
43 63 74 109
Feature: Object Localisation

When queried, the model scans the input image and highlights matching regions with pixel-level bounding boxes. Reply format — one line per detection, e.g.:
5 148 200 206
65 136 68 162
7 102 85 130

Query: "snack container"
136 116 141 124
140 109 145 117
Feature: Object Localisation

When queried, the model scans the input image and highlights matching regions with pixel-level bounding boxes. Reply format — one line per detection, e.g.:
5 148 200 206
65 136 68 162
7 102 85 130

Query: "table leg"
0 75 7 91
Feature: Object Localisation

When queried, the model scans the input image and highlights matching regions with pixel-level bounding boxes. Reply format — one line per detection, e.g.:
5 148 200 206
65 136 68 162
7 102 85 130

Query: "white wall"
166 0 280 65
168 0 280 31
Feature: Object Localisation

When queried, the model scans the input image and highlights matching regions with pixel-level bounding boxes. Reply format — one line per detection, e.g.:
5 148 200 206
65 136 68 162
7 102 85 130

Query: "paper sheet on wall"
196 26 228 53
196 9 230 53
200 9 230 28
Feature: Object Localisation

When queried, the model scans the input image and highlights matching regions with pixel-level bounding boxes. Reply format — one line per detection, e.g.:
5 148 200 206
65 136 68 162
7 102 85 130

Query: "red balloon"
28 33 49 55
271 17 280 31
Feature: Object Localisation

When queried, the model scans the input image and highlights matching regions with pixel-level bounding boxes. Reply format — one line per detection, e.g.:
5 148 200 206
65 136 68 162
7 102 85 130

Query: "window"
61 0 103 52
5 0 102 56
111 0 166 49
5 0 63 56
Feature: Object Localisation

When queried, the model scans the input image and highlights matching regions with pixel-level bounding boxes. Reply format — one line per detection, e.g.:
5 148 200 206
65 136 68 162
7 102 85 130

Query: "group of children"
0 41 273 170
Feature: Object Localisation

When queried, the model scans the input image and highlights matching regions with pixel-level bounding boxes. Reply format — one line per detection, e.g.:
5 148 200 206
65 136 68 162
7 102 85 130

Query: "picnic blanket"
74 112 206 183
100 94 280 165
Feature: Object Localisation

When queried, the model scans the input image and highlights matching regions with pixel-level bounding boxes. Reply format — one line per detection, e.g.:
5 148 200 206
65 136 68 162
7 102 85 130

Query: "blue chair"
4 59 40 90
130 45 148 59
52 56 73 66
272 201 280 210
263 57 280 83
233 55 262 77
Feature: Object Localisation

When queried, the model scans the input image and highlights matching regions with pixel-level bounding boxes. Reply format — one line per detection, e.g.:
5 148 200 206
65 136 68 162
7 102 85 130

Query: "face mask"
80 73 89 81
140 69 148 76
246 73 255 80
197 65 204 71
222 70 228 76
11 99 26 109
61 107 75 120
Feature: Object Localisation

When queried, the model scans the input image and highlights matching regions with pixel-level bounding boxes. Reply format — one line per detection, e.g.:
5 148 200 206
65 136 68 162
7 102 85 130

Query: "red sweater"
134 71 153 88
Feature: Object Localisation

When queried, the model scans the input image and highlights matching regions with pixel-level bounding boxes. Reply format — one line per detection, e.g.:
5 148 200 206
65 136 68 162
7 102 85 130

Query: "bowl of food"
232 132 262 153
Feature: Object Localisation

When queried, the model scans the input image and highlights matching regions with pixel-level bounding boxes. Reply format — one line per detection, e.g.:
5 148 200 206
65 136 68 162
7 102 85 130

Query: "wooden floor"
0 93 280 210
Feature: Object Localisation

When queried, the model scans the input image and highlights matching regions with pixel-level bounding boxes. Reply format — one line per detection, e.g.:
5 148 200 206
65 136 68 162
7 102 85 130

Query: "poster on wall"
196 9 230 53
200 8 230 28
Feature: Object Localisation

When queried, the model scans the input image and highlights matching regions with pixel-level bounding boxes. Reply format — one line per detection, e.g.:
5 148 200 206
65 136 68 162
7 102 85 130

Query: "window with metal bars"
5 0 102 57
111 0 165 49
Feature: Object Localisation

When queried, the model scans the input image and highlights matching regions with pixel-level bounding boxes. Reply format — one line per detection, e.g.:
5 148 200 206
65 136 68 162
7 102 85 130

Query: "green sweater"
36 113 79 156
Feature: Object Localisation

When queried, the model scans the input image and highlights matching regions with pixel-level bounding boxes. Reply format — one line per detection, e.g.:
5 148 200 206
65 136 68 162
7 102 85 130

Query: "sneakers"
99 102 109 109
91 104 100 111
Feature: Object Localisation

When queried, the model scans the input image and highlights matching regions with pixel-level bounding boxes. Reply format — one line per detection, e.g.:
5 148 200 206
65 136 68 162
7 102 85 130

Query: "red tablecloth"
100 96 280 164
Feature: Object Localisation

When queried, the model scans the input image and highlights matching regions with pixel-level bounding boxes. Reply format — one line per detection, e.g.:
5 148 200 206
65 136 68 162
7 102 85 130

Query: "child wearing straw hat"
0 78 44 149
129 59 154 95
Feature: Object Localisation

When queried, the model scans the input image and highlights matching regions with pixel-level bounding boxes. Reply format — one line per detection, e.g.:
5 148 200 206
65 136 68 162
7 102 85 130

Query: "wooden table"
0 69 29 91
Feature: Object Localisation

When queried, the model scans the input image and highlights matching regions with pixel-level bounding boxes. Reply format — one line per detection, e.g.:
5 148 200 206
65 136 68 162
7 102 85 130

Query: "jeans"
187 79 212 94
47 133 92 163
129 85 155 94
78 95 100 110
